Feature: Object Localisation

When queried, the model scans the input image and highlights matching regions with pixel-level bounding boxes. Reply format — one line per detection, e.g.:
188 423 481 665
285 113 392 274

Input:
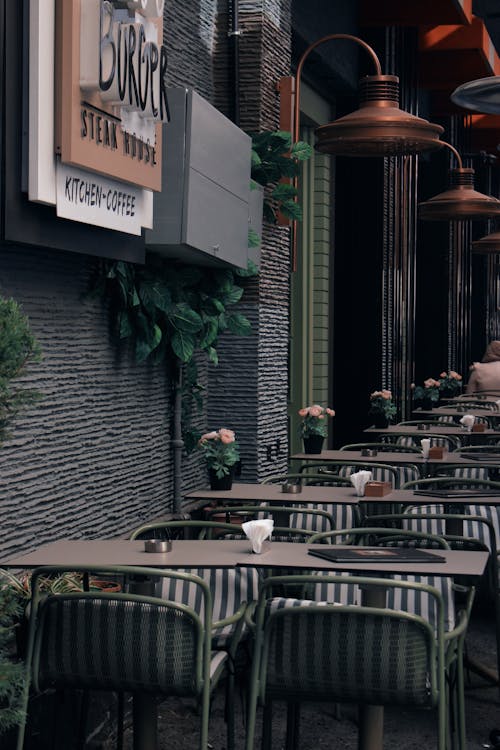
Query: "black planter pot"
302 435 324 454
421 397 434 411
371 414 389 429
208 467 234 491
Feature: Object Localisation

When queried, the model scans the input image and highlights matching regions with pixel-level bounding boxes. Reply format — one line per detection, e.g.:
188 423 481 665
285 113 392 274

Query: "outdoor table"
236 542 488 750
290 449 476 474
364 424 500 444
3 539 489 750
416 406 500 423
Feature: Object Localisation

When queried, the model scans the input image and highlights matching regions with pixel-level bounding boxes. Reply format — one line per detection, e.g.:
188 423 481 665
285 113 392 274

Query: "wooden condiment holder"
472 423 486 433
364 481 392 497
428 446 445 459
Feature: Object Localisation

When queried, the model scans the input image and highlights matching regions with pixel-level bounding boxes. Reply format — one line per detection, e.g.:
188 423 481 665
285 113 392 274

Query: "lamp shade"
451 77 500 115
419 167 500 221
472 230 500 253
315 75 444 157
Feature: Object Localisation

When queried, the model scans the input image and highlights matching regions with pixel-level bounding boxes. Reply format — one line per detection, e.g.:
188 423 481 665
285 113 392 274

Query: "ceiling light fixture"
418 141 500 221
451 77 500 115
472 230 500 253
290 34 445 157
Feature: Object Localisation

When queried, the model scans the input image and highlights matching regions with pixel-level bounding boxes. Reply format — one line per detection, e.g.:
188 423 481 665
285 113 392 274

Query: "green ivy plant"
0 298 42 444
93 256 257 451
0 296 41 737
250 129 313 224
94 130 311 451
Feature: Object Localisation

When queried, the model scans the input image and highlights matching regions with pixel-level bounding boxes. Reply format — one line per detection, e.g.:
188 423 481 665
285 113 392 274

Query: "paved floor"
117 603 500 750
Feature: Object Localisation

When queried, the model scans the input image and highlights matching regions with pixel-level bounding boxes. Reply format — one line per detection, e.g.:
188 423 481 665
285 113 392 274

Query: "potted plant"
368 389 397 428
298 404 335 454
198 428 240 490
411 378 441 410
438 370 462 400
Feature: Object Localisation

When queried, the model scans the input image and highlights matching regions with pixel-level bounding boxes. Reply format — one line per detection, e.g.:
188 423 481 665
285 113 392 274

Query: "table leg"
358 704 384 750
357 584 386 750
133 694 158 750
129 576 158 750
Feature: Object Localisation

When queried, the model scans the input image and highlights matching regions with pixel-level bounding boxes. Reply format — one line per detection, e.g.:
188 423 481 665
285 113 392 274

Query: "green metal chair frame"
203 505 332 539
130 519 244 540
453 445 500 454
367 498 500 688
401 476 500 492
16 564 235 750
393 432 462 451
261 471 351 486
244 573 470 750
339 441 422 453
291 460 409 487
260 472 362 529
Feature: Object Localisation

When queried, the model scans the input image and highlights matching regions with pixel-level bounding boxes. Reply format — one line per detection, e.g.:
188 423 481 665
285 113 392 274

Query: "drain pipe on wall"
228 0 241 125
172 361 184 514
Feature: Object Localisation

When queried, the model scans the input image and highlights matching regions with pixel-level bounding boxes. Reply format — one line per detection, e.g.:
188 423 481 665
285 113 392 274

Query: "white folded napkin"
420 438 431 459
495 400 500 410
349 470 372 497
242 519 274 553
459 414 475 431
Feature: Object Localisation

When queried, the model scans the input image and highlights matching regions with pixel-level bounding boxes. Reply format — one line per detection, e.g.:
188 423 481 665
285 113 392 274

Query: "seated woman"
466 340 500 394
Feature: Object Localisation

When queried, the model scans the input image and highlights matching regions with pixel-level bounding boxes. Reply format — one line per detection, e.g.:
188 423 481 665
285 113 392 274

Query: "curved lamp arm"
441 141 463 170
293 34 382 143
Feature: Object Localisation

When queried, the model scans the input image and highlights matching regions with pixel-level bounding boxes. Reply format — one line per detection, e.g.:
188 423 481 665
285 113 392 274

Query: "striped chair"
245 573 472 750
323 459 420 489
130 520 261 651
260 473 361 534
17 565 233 750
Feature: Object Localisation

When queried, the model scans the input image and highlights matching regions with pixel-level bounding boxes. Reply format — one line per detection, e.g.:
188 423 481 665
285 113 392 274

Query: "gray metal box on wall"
146 88 252 269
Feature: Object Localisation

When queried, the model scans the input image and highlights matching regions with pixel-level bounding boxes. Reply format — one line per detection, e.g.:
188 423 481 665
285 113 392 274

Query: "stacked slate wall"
0 0 293 561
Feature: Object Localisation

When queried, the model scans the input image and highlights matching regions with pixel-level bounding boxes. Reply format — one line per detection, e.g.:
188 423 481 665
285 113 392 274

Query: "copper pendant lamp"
418 142 500 221
472 230 500 253
293 34 444 157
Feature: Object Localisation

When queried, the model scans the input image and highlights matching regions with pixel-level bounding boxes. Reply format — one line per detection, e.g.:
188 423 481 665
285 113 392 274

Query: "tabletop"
416 407 500 421
2 539 243 569
364 424 500 438
185 482 363 506
290 449 477 466
2 538 489 579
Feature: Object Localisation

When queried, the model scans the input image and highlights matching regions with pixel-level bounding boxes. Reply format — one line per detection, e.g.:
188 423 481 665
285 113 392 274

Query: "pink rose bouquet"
368 389 397 422
411 378 441 404
198 428 240 478
298 404 335 438
438 370 462 397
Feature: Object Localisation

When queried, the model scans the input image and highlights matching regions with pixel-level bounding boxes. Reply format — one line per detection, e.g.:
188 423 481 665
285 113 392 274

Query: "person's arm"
466 367 479 394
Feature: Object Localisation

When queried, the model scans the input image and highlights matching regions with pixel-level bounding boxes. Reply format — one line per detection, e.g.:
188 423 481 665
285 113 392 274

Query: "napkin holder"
417 423 431 430
361 448 378 457
428 446 445 459
472 423 486 433
364 481 391 497
252 540 271 554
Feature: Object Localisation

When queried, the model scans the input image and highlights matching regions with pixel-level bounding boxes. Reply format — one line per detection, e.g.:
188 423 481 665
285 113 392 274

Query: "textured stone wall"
0 0 294 560
207 0 292 481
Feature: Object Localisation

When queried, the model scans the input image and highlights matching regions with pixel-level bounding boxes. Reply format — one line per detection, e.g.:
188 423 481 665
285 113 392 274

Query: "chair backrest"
129 521 261 649
401 475 500 493
260 475 362 530
252 574 441 707
339 442 421 454
130 519 243 540
306 529 456 632
394 433 461 451
204 505 335 536
27 565 211 697
333 460 419 489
